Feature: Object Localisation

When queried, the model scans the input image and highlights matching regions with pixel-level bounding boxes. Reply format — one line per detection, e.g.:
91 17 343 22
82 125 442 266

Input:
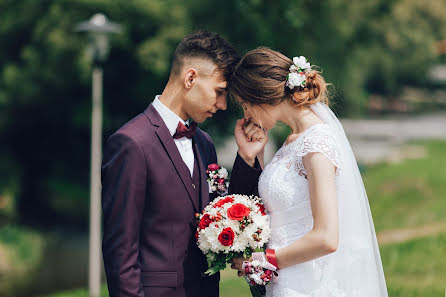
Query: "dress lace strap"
294 124 341 178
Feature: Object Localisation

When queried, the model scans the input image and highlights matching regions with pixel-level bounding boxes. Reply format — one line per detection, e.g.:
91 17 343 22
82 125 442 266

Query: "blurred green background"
1 0 446 296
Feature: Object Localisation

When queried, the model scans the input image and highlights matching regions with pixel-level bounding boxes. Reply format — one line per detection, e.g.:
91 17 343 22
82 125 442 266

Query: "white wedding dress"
258 103 388 297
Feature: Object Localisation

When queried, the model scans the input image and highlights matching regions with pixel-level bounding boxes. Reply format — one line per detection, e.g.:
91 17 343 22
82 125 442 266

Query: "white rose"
287 72 305 89
218 168 228 179
293 56 311 70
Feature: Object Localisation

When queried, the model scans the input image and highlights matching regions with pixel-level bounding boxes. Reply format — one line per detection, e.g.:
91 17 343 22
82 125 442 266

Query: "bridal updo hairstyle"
229 47 329 109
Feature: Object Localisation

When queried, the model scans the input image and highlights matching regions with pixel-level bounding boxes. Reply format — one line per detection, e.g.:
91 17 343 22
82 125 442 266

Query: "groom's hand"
231 256 251 277
235 118 268 167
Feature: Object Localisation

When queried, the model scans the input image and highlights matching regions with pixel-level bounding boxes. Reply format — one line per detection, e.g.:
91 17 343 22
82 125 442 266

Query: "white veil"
310 102 388 296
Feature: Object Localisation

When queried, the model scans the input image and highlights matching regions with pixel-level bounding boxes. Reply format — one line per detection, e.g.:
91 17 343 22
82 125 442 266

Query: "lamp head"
75 13 122 64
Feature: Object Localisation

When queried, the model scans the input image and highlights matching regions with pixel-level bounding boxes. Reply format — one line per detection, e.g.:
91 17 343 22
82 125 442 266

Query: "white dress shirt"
152 95 195 177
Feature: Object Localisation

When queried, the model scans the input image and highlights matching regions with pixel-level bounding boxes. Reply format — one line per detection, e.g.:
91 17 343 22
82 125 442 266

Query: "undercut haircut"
170 30 240 81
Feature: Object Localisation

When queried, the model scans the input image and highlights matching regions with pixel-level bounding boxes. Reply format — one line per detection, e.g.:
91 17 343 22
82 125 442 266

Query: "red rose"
199 214 212 229
217 178 225 184
218 227 235 246
214 196 234 208
227 203 251 221
256 203 266 216
208 163 221 171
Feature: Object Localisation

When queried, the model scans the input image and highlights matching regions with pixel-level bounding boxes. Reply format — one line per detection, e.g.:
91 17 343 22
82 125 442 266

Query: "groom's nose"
216 96 227 111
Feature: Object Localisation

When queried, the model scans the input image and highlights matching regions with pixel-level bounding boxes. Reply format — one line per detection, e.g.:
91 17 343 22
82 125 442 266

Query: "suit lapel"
144 104 199 212
193 138 211 211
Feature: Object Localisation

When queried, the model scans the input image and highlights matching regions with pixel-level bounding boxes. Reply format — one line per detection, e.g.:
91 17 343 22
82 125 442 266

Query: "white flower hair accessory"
286 56 311 90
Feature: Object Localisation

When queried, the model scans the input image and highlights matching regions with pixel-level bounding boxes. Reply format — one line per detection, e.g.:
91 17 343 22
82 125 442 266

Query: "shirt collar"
152 95 189 137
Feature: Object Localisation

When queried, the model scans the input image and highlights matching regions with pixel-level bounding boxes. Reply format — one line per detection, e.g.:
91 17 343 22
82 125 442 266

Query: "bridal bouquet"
196 194 271 296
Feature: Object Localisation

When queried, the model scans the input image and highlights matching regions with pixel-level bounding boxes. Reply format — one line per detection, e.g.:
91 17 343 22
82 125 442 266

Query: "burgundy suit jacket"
101 104 261 297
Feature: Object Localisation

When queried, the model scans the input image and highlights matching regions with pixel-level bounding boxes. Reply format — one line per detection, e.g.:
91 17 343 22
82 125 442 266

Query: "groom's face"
183 62 228 123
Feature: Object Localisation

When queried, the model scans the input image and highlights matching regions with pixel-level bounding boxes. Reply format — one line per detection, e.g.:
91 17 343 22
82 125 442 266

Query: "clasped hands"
234 118 269 167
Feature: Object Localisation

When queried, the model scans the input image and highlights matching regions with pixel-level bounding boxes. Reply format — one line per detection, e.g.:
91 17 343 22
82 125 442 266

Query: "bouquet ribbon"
243 252 279 286
252 252 278 273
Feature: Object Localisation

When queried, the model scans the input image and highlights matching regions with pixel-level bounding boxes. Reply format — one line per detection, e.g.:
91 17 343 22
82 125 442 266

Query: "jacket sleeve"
228 153 262 196
101 132 147 297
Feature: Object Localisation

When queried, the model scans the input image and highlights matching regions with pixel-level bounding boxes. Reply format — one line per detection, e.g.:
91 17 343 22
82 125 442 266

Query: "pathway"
341 112 446 164
216 112 446 168
377 222 446 245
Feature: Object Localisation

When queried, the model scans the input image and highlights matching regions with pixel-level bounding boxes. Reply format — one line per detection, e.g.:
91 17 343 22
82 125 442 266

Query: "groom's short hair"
170 30 239 81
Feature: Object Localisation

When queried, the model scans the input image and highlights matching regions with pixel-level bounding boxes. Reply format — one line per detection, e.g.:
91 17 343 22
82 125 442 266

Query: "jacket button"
192 184 195 189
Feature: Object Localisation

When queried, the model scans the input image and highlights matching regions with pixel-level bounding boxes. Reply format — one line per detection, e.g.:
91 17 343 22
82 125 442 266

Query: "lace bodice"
259 123 340 223
259 123 345 296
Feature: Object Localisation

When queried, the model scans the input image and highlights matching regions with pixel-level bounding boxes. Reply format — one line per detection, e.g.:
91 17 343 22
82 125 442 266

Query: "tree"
1 0 445 228
0 0 188 228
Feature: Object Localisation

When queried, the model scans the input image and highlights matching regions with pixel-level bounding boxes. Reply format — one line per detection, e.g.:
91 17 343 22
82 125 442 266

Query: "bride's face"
242 102 277 130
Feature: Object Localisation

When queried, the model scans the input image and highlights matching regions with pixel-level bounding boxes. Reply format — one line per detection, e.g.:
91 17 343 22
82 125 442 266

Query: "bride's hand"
235 118 268 167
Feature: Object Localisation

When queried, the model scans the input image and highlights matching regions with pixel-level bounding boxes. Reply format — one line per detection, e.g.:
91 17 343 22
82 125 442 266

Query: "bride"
228 47 388 296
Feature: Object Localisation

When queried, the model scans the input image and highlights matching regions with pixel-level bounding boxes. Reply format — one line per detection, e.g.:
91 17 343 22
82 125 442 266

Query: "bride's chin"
261 120 275 131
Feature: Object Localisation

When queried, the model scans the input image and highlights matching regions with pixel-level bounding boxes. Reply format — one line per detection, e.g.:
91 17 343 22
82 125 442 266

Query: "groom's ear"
184 68 197 89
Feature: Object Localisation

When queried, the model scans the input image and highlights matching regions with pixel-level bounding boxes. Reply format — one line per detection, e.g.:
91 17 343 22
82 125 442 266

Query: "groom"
101 30 263 297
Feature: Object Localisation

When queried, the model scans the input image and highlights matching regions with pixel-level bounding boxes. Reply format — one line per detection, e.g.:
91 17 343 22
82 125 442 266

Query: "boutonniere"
206 164 229 195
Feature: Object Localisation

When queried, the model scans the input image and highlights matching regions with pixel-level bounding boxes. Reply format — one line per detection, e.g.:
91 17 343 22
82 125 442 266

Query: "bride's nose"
243 109 251 120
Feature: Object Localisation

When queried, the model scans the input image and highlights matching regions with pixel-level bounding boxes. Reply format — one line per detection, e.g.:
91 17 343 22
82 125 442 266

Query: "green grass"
37 286 110 297
38 268 251 297
35 140 446 297
40 231 446 297
380 230 446 297
220 267 251 297
0 225 45 263
364 140 446 232
0 225 45 296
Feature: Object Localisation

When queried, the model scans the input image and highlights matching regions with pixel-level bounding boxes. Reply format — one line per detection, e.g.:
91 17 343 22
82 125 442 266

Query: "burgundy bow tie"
173 122 197 139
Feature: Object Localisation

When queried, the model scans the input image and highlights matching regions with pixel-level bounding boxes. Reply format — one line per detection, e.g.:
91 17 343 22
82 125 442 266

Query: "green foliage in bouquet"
205 247 261 276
